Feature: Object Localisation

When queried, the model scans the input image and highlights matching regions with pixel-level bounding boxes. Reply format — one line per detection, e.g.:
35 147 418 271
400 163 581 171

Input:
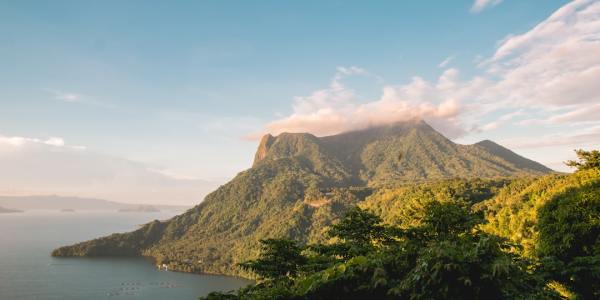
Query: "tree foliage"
325 207 388 258
479 167 600 299
202 203 557 299
239 239 307 280
565 149 600 171
536 184 600 299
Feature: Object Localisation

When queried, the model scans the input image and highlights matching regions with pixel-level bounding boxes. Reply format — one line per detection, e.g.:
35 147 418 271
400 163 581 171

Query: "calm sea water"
0 211 252 300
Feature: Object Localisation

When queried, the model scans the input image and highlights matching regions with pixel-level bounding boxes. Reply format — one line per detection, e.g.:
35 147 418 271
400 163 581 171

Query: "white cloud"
517 104 600 126
500 125 600 149
256 67 469 139
482 0 600 107
438 55 454 68
547 104 600 124
335 66 368 77
0 135 79 149
480 110 525 131
470 0 503 13
57 93 82 102
47 89 84 103
46 89 117 108
44 137 65 147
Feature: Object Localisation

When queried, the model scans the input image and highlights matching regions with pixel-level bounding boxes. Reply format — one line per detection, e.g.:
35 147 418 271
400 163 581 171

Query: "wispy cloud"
517 104 600 126
481 0 600 107
47 89 85 103
500 125 600 149
0 134 84 150
46 89 117 109
438 55 454 68
470 0 503 13
480 109 524 131
55 91 83 103
159 111 263 138
253 67 468 139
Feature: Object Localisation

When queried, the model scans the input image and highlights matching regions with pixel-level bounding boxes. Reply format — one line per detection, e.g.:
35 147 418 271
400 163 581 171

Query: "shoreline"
52 253 256 282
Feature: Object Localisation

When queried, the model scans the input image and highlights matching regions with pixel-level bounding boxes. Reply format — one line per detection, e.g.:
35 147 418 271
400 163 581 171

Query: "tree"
565 149 600 171
418 201 482 238
536 186 600 299
238 239 307 280
326 207 388 258
388 201 553 299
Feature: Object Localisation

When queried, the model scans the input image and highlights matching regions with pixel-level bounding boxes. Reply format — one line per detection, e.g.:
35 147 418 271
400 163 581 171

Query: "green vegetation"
565 149 600 171
476 167 600 299
360 178 510 228
201 204 557 299
202 164 599 299
239 239 307 279
52 157 367 276
537 183 600 298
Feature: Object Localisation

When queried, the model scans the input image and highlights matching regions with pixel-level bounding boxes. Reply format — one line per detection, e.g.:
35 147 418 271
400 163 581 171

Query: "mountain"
0 195 189 212
254 120 552 185
474 139 552 173
52 121 552 276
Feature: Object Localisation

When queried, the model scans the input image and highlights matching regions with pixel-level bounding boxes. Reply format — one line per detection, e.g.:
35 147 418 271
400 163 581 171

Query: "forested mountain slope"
52 121 553 277
201 168 599 299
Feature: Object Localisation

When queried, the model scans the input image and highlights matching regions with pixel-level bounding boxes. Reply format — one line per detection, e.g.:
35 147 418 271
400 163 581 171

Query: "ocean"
0 210 251 299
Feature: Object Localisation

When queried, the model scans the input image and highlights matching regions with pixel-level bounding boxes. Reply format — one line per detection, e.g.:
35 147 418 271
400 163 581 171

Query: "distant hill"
118 205 160 213
52 121 553 277
0 195 189 212
0 206 22 213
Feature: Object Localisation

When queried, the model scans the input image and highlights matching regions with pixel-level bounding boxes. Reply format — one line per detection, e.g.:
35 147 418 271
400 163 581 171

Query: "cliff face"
252 134 274 166
52 120 553 277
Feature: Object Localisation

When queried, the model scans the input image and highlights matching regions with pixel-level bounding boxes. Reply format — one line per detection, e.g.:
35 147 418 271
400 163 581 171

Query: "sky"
1 0 598 205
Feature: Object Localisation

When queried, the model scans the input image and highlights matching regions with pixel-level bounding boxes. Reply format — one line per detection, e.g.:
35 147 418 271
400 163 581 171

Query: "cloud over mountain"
258 67 468 139
258 0 600 159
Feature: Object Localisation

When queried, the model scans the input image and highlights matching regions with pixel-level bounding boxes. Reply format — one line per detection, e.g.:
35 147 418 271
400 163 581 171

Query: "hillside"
477 168 600 258
201 169 599 299
52 121 553 277
360 168 600 258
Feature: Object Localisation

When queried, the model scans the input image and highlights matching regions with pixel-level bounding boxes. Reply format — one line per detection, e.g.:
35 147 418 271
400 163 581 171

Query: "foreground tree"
318 207 388 259
384 202 552 299
536 185 600 299
565 149 600 171
239 239 307 280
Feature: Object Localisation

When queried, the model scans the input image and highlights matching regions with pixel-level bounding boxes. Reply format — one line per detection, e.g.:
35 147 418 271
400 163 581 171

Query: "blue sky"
1 0 598 204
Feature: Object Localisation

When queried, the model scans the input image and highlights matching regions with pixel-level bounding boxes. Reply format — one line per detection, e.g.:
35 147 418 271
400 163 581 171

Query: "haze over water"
0 211 251 299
